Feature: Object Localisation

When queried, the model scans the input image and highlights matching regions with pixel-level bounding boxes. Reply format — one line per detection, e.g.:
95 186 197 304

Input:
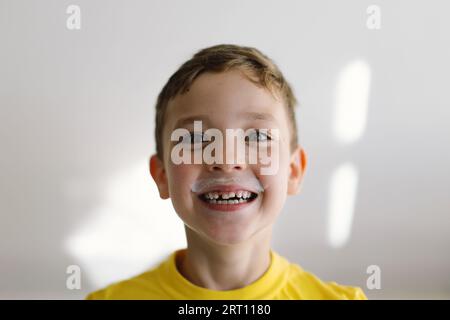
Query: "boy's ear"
149 154 170 199
287 146 307 195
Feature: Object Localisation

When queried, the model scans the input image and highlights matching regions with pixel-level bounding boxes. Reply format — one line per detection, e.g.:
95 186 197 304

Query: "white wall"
0 0 449 299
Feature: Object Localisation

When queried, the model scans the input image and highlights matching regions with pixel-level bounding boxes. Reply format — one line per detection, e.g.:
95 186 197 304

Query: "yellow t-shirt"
86 249 367 300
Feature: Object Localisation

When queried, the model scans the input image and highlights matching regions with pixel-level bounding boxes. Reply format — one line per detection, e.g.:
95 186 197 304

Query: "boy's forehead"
165 70 285 128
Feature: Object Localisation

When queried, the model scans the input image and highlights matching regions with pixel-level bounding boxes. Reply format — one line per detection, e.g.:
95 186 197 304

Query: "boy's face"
150 70 307 245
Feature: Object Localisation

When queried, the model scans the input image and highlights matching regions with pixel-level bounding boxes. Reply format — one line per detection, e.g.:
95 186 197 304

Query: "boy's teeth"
210 199 246 205
203 190 255 202
208 191 249 199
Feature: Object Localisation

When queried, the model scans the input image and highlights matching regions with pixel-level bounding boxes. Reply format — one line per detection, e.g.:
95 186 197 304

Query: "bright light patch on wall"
64 160 186 288
333 60 371 144
327 163 359 248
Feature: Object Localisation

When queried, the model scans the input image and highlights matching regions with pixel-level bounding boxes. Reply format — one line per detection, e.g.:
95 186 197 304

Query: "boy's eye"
245 129 272 143
184 132 209 144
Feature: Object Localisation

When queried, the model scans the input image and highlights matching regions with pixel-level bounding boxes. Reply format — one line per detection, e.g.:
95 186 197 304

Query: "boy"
86 44 367 300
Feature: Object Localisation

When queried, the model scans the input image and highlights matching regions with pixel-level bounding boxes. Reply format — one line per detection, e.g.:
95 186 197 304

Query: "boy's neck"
176 226 272 291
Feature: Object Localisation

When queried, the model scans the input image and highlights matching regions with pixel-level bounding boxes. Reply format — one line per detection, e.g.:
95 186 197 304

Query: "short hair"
154 44 298 160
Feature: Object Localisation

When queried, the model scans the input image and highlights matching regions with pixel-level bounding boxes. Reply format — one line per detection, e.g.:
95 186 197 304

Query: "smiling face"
150 69 307 245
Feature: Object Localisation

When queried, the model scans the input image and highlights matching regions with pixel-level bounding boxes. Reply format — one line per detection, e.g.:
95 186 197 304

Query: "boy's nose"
204 136 249 172
206 146 248 172
208 162 246 173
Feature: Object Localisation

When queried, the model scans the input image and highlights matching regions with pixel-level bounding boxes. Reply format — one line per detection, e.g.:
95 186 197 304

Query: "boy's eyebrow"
174 115 210 128
173 112 276 129
242 111 277 122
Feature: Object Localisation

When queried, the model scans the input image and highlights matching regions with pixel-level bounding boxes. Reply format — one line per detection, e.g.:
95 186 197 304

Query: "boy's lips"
194 184 260 212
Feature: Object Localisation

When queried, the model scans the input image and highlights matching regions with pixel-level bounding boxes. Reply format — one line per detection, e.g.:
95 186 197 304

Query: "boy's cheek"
168 160 195 177
167 162 199 196
256 154 290 185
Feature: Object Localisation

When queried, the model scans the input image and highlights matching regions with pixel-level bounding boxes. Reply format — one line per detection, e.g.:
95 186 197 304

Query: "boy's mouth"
192 179 263 212
198 189 258 205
